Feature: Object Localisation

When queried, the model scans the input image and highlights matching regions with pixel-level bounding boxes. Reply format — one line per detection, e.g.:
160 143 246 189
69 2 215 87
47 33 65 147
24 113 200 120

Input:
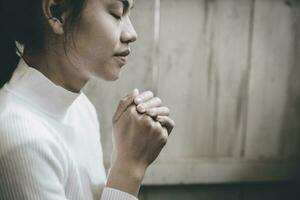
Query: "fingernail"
133 88 139 96
135 97 142 104
137 105 146 113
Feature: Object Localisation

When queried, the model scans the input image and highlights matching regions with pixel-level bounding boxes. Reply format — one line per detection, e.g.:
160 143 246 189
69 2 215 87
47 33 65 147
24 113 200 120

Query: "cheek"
73 9 120 63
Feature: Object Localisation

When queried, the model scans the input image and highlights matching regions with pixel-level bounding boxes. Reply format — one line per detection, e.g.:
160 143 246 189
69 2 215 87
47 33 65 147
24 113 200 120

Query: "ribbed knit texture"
101 188 138 200
0 58 138 200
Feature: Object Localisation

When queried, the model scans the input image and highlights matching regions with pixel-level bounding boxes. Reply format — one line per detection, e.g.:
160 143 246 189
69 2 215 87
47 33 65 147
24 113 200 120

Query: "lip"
114 49 130 66
114 49 130 57
114 55 128 66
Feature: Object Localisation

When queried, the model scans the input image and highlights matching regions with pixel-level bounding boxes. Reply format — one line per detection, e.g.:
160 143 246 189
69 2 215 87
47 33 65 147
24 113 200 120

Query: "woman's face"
68 0 137 81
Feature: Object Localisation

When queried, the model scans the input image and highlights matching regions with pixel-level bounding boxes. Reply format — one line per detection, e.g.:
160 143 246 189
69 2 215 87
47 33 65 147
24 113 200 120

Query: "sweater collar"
5 58 82 119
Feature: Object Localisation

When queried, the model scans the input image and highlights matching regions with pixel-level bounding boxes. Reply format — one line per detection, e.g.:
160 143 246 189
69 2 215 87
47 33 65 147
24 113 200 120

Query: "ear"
42 0 67 35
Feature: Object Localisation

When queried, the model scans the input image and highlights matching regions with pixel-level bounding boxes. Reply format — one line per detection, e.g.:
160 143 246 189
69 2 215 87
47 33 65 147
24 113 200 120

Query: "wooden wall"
138 182 300 200
83 0 300 198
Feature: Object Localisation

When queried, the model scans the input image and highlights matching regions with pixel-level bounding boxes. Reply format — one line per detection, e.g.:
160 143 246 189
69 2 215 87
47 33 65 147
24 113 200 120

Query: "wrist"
106 159 146 196
114 159 146 181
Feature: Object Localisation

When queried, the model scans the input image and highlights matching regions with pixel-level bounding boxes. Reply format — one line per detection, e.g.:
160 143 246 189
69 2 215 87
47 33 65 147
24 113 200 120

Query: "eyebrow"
118 0 135 12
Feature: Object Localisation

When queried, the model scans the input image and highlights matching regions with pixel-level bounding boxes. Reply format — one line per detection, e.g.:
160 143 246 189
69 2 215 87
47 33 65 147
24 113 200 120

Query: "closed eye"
110 12 122 20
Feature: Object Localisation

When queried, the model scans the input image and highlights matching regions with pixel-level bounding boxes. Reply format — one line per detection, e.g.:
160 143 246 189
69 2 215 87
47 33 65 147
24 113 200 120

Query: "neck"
22 46 89 93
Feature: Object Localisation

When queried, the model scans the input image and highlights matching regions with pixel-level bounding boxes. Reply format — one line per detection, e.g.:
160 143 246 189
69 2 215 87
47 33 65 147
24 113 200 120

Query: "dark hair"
0 0 86 88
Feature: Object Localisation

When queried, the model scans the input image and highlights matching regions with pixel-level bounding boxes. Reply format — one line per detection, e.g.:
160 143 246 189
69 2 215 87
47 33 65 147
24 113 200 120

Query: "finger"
136 97 162 113
134 90 154 105
146 106 170 117
156 116 175 135
112 88 139 123
161 127 169 143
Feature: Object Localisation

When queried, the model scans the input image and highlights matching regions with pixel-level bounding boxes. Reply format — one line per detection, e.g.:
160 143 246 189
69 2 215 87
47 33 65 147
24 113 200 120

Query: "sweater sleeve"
100 187 138 200
0 139 68 200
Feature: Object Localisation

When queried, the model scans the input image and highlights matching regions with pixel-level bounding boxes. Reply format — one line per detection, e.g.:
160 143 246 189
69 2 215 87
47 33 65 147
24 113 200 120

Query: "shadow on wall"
279 0 300 159
138 181 300 200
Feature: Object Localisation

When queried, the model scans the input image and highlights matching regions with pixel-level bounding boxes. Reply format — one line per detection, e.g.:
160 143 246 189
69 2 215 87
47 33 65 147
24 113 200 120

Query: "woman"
0 0 175 199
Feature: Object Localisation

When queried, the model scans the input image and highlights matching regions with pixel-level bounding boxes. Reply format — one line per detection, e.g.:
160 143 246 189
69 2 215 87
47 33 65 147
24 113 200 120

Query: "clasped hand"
111 89 175 171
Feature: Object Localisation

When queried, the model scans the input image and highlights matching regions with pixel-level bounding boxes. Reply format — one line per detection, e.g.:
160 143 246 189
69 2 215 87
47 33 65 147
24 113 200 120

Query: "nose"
121 18 138 44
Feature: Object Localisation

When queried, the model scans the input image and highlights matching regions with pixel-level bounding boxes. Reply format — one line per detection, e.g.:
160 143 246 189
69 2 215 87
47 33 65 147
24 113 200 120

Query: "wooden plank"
140 184 240 200
142 158 300 185
83 0 156 164
210 0 253 157
279 0 300 158
245 0 297 158
156 0 216 158
242 182 300 200
139 182 300 200
156 0 253 159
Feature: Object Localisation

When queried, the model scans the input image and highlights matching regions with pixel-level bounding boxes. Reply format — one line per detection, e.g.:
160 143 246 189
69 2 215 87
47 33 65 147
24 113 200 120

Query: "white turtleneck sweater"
0 58 138 200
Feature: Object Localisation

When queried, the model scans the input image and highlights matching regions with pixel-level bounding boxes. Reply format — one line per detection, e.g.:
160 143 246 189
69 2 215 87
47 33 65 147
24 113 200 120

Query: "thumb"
112 88 139 123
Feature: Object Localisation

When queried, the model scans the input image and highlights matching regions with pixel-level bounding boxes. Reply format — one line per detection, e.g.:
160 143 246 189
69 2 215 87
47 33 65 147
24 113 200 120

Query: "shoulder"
78 93 98 117
73 92 100 127
0 103 57 156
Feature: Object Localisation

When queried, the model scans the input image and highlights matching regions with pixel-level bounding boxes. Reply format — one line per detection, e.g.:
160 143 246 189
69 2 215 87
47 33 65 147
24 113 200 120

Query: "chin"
93 62 123 81
97 71 121 81
106 75 119 81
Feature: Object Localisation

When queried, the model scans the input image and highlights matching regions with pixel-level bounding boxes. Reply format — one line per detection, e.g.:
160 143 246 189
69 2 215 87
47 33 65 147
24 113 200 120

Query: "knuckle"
119 99 126 106
143 115 153 128
120 96 128 103
128 106 136 115
152 122 162 132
